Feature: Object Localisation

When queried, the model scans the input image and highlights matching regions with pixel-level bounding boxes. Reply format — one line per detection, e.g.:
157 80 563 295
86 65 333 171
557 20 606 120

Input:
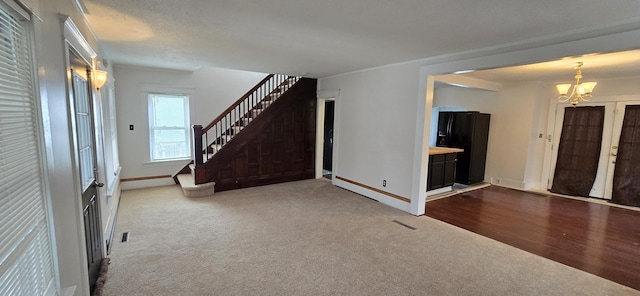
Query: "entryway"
322 101 334 179
548 100 640 205
316 91 338 180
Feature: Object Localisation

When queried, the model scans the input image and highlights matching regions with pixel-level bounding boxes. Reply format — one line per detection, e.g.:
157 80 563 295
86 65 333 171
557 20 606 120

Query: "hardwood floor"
425 185 640 291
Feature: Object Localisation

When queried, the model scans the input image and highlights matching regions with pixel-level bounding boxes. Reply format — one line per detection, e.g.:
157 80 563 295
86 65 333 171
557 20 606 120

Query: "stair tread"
177 173 215 190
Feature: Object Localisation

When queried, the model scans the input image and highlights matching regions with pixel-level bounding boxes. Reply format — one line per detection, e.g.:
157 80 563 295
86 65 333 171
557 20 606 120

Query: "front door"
69 49 103 289
549 101 640 200
549 102 615 198
606 102 640 203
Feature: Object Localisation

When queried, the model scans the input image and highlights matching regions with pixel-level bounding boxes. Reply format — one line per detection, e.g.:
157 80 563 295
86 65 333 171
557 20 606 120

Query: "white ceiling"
80 0 640 78
456 49 640 84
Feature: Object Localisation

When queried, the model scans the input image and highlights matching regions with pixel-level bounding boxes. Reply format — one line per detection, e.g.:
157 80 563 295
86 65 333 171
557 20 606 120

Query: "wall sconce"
556 62 597 106
93 69 108 89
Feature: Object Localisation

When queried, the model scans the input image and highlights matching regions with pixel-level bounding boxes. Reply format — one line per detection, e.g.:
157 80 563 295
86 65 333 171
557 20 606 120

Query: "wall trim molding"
62 16 96 64
336 175 410 203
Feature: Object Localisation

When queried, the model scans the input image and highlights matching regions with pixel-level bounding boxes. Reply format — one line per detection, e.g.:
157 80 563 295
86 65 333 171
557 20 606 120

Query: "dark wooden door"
69 50 103 289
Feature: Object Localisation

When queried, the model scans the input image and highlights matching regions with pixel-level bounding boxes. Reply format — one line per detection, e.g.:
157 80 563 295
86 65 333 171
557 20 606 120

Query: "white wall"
318 63 421 211
114 65 266 188
487 82 541 188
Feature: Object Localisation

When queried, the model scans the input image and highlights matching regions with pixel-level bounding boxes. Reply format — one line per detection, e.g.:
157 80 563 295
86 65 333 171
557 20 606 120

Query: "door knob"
92 180 104 188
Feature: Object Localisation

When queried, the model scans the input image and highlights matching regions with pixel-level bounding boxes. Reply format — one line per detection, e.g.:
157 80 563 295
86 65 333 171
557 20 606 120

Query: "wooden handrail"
202 74 274 132
192 74 298 174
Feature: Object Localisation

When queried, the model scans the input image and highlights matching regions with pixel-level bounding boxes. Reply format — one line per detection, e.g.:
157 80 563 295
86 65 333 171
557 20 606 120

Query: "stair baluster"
191 74 300 184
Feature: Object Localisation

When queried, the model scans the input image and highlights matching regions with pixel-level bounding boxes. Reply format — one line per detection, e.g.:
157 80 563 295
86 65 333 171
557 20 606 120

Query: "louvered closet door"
0 2 58 296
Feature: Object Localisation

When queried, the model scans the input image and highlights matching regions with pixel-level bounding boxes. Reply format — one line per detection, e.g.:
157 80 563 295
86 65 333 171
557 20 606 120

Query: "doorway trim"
316 89 340 180
62 16 101 296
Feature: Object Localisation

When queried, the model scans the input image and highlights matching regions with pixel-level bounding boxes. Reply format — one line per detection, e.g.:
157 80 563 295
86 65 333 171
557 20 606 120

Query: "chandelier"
556 62 597 106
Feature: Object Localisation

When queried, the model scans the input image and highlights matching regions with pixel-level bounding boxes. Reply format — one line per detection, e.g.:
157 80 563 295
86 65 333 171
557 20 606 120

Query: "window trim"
146 90 194 162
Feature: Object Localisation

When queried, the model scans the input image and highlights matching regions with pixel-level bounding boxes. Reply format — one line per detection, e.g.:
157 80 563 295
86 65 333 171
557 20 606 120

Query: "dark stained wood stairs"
173 75 317 196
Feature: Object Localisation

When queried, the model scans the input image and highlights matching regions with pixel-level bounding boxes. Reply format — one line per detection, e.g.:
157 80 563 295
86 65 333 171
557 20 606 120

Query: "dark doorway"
323 101 334 179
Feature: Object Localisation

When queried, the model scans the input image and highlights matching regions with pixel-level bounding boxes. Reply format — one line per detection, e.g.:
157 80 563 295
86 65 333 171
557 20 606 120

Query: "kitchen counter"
429 147 464 155
427 147 464 194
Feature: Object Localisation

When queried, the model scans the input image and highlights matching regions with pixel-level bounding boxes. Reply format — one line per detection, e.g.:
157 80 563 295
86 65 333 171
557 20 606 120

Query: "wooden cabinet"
427 152 457 191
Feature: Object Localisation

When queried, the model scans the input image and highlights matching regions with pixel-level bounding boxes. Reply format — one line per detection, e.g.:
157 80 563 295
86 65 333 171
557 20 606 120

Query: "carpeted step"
177 173 215 198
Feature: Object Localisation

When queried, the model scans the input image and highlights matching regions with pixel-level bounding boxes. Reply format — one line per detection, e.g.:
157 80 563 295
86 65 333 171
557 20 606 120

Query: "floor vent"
392 220 416 230
460 194 474 199
120 232 130 243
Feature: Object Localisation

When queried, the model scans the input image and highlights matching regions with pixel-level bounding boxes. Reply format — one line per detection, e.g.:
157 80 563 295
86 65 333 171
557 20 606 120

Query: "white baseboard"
121 177 175 190
490 177 525 190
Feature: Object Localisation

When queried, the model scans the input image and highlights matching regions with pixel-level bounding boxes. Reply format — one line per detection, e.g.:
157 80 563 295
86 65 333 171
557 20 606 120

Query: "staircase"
173 74 317 196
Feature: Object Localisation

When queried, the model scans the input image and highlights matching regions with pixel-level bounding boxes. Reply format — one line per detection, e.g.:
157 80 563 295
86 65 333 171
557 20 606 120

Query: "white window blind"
0 2 58 296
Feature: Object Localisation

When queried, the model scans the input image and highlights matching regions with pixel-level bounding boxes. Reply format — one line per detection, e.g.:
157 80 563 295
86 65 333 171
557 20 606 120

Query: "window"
148 93 191 161
0 2 58 296
101 85 120 195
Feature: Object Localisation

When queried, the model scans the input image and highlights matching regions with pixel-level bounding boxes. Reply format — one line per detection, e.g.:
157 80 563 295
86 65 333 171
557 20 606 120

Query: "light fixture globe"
93 69 108 89
556 62 597 106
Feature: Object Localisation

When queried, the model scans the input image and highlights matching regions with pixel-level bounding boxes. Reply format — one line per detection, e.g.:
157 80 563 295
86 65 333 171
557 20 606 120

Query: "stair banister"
202 74 274 132
192 74 294 168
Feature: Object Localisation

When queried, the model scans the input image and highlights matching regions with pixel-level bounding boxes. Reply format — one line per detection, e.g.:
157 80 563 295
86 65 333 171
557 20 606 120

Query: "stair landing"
177 173 215 198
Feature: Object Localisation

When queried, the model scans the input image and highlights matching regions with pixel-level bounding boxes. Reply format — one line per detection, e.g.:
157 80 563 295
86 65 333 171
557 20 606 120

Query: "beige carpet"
103 179 639 295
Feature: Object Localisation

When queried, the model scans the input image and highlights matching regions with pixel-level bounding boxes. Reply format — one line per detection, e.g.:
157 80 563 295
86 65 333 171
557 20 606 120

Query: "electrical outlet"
383 180 387 187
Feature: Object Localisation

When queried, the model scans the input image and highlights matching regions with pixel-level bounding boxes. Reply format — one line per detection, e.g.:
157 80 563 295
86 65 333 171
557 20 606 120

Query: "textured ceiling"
81 0 640 78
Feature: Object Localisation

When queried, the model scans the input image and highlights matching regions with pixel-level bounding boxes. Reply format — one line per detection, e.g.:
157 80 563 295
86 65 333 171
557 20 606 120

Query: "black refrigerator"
436 111 490 185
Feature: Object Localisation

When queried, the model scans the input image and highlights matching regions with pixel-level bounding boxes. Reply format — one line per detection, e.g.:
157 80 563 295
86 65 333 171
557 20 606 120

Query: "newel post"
193 124 203 166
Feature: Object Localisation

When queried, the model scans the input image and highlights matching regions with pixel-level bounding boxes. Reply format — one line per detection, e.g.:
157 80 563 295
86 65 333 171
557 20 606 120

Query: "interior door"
69 50 103 289
549 102 615 198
